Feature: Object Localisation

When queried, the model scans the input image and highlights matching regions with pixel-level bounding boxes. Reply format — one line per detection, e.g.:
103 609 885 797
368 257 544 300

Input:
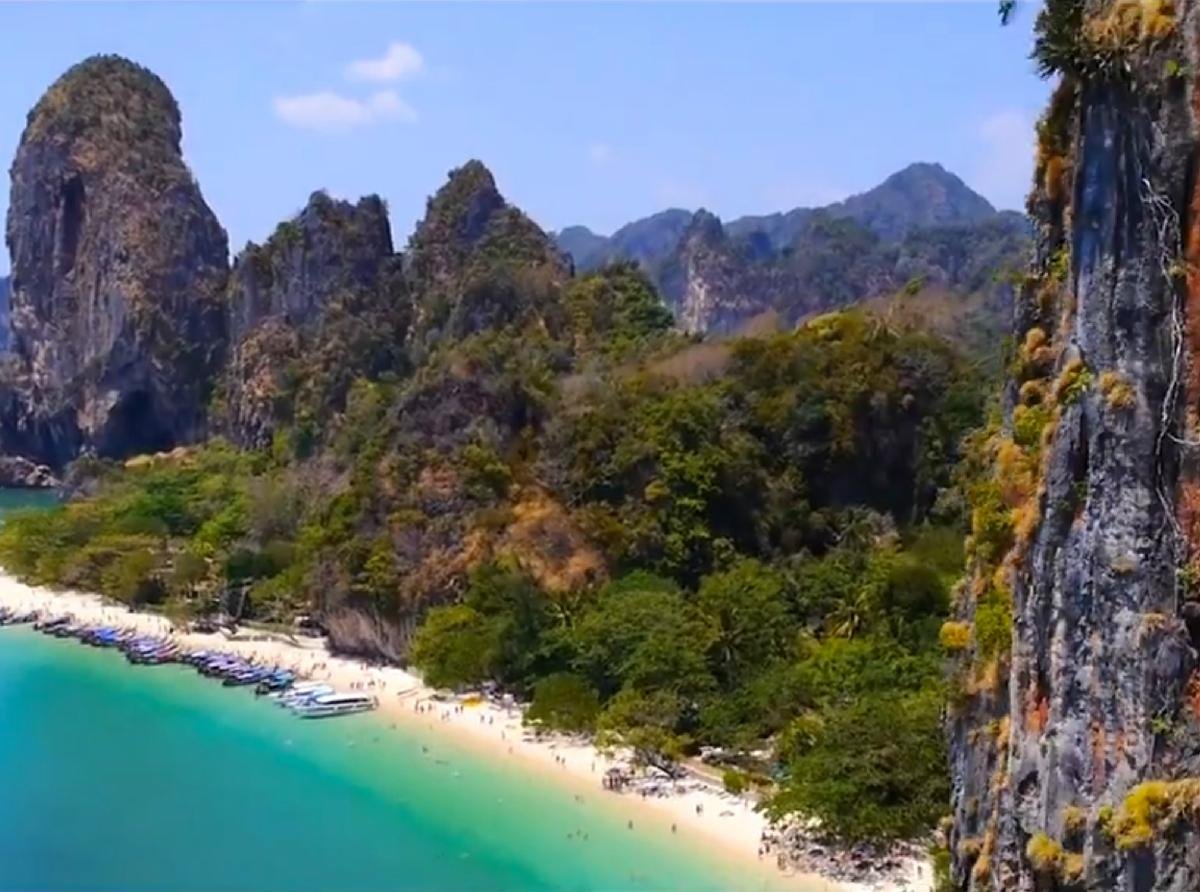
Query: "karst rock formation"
2 55 229 464
950 2 1200 889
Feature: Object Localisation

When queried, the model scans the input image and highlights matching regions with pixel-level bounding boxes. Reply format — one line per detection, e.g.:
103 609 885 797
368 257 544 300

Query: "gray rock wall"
950 7 1200 889
2 55 228 466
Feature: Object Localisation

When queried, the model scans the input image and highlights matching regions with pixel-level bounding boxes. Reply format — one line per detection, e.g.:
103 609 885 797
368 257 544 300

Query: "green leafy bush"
768 686 949 842
526 673 601 732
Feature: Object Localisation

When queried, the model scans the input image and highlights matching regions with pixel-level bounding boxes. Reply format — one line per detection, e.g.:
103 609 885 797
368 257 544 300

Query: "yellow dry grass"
493 489 607 594
1083 0 1176 47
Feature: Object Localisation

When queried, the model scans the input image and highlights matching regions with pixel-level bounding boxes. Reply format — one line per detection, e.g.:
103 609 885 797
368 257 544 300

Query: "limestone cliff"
3 55 228 465
405 160 571 352
0 276 10 353
949 3 1200 889
221 191 402 448
655 206 1024 338
656 209 779 333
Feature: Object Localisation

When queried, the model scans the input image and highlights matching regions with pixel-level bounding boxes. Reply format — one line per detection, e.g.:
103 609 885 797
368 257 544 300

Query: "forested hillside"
0 296 983 845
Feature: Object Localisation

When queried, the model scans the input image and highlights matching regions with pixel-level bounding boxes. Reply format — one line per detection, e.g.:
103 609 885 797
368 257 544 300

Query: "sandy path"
0 574 931 892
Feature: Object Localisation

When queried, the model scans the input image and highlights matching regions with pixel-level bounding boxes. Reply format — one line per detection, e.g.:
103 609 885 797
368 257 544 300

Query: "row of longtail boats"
0 606 378 718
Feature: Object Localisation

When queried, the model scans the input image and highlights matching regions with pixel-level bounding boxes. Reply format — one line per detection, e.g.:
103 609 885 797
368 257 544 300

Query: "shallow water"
0 629 790 891
0 493 783 892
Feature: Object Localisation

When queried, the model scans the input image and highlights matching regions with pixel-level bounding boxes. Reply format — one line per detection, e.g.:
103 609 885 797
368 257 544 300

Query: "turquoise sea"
0 493 784 892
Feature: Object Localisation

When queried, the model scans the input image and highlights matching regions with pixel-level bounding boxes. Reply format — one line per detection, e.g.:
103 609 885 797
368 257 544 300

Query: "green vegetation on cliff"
0 305 979 844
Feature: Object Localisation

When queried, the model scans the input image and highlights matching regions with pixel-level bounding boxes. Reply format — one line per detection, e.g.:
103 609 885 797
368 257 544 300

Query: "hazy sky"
0 2 1049 273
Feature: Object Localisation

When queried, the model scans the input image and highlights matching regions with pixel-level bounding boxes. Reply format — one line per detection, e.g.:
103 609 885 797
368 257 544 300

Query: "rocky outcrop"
657 209 779 333
221 191 401 448
2 55 228 466
221 321 303 451
322 604 411 663
651 206 1025 337
227 192 393 343
950 5 1200 890
406 161 571 349
0 455 57 488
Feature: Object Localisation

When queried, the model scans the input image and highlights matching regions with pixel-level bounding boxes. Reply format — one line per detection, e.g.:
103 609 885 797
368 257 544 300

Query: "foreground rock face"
950 6 1200 890
0 276 10 353
2 55 228 465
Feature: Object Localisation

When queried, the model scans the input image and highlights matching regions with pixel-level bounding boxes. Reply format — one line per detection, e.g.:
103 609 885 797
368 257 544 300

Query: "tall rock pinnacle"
3 54 228 463
949 4 1200 889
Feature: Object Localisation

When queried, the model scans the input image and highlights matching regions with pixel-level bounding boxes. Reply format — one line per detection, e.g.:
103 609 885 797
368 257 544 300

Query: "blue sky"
0 2 1048 273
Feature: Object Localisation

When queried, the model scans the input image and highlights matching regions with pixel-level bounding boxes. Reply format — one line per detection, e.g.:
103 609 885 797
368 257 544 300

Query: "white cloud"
588 143 612 166
346 42 425 83
366 90 418 122
971 109 1037 211
273 89 417 132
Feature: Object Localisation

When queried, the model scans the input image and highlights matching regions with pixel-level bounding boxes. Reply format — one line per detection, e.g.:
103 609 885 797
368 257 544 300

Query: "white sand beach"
0 573 931 892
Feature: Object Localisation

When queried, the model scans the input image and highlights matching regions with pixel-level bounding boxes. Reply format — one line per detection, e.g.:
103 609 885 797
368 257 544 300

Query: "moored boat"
272 681 333 706
292 692 378 719
255 671 295 695
0 608 37 626
223 667 271 687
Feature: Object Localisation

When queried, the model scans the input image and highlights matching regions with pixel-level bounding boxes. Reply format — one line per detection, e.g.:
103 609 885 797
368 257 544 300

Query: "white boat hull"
292 697 378 719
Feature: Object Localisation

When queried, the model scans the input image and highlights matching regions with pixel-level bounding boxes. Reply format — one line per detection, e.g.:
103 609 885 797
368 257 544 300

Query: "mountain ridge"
556 165 1029 340
558 162 1010 266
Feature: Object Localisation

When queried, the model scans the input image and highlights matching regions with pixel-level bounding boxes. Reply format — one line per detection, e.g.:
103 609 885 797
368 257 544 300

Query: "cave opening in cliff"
57 176 85 276
98 390 174 459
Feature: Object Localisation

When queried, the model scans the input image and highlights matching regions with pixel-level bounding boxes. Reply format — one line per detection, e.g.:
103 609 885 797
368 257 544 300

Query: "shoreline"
0 573 930 892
